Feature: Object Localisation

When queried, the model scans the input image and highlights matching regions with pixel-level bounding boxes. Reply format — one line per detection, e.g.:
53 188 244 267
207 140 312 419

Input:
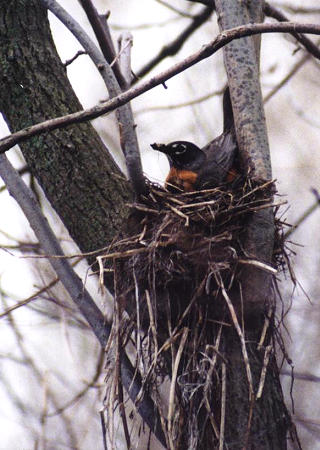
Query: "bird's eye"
171 143 187 155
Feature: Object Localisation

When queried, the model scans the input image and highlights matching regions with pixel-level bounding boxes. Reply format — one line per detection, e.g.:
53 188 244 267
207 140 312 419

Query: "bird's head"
151 141 205 170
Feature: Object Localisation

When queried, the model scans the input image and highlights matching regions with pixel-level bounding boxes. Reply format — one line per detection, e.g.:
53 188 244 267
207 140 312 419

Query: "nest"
99 177 292 449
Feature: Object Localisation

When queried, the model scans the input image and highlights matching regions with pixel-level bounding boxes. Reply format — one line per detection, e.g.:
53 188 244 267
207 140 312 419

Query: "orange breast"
165 168 198 192
226 167 238 183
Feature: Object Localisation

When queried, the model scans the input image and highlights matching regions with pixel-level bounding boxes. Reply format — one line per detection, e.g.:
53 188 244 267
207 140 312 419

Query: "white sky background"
0 0 320 448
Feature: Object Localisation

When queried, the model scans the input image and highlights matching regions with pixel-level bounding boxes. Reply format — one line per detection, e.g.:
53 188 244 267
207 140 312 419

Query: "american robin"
151 88 238 192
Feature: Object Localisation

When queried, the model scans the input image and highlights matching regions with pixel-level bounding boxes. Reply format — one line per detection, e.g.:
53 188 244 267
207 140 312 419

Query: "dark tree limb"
157 0 196 18
213 1 292 448
215 1 270 181
0 153 166 448
186 0 320 62
118 33 134 88
186 0 214 5
136 5 214 79
215 1 274 319
77 3 146 197
264 2 320 60
78 0 126 88
1 20 320 156
43 0 146 196
264 50 312 103
0 0 130 257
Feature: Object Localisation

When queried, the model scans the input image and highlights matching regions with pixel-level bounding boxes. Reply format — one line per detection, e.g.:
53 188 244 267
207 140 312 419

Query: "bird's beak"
150 143 167 154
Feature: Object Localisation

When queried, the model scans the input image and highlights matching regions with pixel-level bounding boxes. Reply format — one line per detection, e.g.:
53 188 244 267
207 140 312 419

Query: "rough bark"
222 330 290 450
214 0 275 315
210 1 291 449
0 0 131 258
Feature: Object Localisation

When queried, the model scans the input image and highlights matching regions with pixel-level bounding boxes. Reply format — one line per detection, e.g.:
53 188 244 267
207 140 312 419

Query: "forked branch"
0 21 320 155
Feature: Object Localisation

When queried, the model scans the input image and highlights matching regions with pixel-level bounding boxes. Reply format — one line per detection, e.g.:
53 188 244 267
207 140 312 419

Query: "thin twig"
49 349 105 416
168 327 189 449
145 290 159 370
256 345 273 399
264 2 320 61
264 51 311 103
133 268 142 376
42 0 146 195
203 330 222 440
137 6 213 78
156 0 196 18
284 188 320 238
99 410 108 450
165 202 190 226
117 33 133 87
78 0 126 87
281 370 320 383
218 274 254 398
257 306 273 350
0 153 166 448
64 50 86 67
135 86 225 115
0 275 59 319
219 362 226 450
237 259 277 274
1 21 320 154
117 305 131 450
276 5 320 15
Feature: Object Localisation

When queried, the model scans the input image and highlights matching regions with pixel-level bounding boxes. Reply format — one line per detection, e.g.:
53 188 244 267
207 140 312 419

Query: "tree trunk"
0 0 131 258
212 1 292 448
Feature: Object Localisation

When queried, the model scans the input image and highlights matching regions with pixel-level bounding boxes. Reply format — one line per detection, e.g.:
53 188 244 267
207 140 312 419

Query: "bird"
151 132 237 192
150 88 239 192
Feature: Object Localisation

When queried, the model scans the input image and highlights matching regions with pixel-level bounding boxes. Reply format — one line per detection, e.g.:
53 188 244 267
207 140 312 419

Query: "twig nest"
100 178 291 448
100 178 282 338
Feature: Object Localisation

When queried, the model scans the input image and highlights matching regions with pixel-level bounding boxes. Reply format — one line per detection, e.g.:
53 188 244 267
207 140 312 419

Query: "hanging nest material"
99 177 291 449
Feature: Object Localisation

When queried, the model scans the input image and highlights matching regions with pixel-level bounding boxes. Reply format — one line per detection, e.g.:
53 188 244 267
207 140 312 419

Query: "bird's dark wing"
197 129 238 188
196 86 238 189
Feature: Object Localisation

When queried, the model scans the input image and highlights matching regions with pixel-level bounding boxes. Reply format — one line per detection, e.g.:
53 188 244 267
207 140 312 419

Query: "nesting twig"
219 362 227 450
168 328 189 449
218 274 254 398
256 345 273 400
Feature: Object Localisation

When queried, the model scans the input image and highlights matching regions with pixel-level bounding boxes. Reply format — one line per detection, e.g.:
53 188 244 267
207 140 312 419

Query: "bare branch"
0 153 166 447
117 32 133 88
135 86 225 115
137 5 213 79
264 51 311 103
63 50 87 67
274 4 320 15
42 0 146 195
78 0 126 88
264 2 320 61
281 370 320 383
216 0 269 180
1 21 320 155
284 188 320 239
157 0 196 18
214 0 273 321
186 0 214 6
0 276 60 318
0 153 110 343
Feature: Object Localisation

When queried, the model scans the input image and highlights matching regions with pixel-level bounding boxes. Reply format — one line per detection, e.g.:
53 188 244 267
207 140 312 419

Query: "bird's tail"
223 87 234 132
